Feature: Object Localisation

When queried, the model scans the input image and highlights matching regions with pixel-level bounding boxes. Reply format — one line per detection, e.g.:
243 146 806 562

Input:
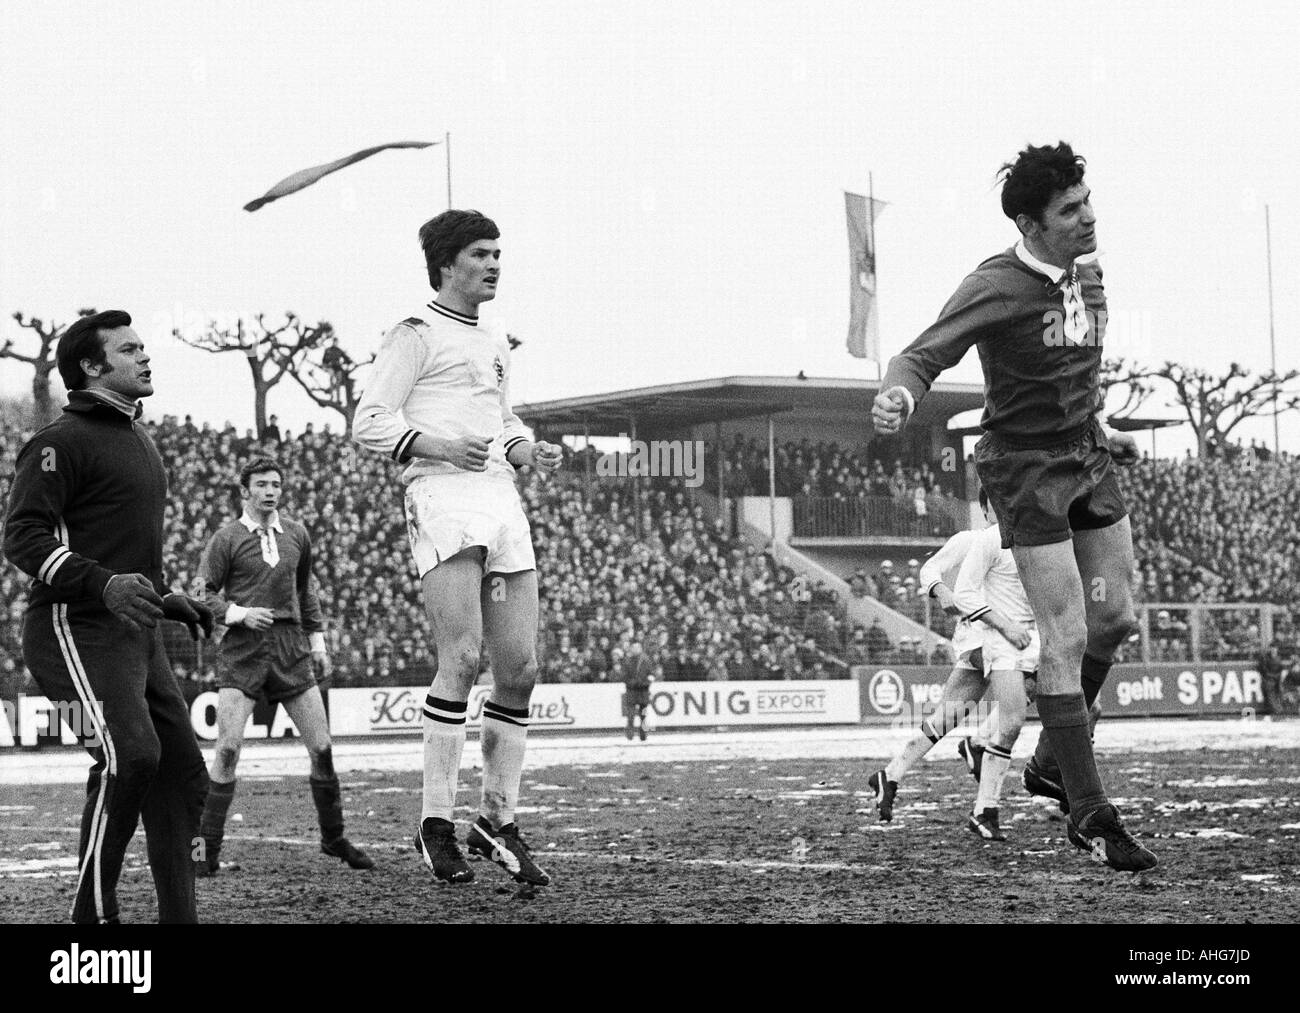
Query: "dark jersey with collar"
199 516 324 632
881 247 1107 446
2 391 173 611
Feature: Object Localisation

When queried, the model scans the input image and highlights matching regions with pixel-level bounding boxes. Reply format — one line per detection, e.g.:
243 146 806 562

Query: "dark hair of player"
997 141 1087 223
418 209 500 290
978 486 989 511
56 310 133 391
239 456 284 489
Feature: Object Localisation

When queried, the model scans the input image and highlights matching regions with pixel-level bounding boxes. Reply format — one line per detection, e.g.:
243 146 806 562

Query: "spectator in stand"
866 619 892 662
846 626 871 666
929 642 954 667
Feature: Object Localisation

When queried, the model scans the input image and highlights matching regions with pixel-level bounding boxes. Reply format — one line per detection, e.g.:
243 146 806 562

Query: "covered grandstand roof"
516 375 985 436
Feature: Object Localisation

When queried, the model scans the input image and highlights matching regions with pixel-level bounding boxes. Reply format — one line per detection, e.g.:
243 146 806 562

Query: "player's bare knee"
443 639 483 679
308 743 334 778
499 655 538 691
214 743 242 774
1049 617 1089 662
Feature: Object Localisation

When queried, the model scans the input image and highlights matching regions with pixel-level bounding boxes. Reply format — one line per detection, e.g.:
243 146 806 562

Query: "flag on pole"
243 141 439 212
845 190 887 359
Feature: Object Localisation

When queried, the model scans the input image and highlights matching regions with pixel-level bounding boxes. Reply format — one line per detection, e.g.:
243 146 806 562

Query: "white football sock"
974 743 1013 814
422 694 467 823
480 699 530 827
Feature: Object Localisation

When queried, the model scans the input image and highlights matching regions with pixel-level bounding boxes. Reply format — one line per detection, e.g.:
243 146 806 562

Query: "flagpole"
445 132 453 208
869 171 881 382
1266 203 1278 456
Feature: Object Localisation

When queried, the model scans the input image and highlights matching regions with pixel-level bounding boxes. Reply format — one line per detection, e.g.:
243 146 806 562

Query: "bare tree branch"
284 321 374 424
172 311 324 435
3 308 97 424
1143 361 1300 456
1099 357 1160 420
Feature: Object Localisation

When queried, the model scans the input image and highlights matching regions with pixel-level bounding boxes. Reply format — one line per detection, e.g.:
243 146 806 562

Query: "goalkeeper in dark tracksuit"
2 310 214 924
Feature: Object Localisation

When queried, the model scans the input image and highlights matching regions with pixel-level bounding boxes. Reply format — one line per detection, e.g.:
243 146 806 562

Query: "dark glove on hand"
161 594 216 640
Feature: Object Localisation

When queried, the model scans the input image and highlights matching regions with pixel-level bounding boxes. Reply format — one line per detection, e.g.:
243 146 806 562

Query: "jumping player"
3 310 214 923
353 209 562 886
871 142 1154 871
194 457 373 875
867 490 1030 838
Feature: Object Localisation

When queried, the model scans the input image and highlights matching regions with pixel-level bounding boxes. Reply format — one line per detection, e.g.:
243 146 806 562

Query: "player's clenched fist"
437 434 491 471
871 386 910 435
1107 430 1139 467
531 441 563 472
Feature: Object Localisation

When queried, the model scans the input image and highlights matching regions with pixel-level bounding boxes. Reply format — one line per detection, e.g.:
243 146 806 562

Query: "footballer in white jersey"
353 209 561 888
868 489 1031 835
953 518 1040 840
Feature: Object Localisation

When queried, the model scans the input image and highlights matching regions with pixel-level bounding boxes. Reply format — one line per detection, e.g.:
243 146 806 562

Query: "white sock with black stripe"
481 699 529 828
885 714 943 783
974 743 1013 814
422 694 467 823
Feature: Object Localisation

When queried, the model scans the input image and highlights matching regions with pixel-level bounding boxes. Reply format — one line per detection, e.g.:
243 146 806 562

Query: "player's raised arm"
873 273 1006 434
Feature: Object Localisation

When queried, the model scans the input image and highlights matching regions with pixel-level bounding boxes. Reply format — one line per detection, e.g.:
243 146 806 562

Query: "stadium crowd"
2 404 1298 698
716 433 960 500
715 435 968 538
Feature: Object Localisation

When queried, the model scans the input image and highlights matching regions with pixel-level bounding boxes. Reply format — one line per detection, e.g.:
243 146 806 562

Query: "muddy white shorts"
982 624 1040 675
404 472 536 577
951 618 983 671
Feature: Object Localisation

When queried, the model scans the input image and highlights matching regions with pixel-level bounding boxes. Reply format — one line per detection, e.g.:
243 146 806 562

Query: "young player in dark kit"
871 142 1156 872
2 310 215 923
195 457 373 874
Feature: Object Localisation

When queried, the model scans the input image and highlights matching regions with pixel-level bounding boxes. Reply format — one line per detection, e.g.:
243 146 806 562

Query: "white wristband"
226 604 249 626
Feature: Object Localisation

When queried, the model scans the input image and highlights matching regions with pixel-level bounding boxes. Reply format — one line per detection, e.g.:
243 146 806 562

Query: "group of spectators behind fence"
2 404 1298 701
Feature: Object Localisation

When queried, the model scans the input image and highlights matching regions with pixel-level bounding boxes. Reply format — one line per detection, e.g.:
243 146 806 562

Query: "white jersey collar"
426 300 478 327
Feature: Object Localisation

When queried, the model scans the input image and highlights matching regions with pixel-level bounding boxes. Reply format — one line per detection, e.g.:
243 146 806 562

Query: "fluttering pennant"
243 141 438 212
845 191 888 359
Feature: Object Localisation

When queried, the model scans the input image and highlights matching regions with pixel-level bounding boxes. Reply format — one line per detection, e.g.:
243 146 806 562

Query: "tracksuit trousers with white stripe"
23 602 209 924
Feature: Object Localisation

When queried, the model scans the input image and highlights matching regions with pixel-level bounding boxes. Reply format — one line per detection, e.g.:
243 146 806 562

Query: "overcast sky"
2 1 1297 457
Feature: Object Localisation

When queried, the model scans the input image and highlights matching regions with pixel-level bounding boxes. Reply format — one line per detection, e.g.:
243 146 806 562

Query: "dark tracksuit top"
2 390 208 924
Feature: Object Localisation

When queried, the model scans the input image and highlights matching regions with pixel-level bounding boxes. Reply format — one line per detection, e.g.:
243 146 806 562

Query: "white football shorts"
982 624 1040 675
404 472 536 577
951 618 983 671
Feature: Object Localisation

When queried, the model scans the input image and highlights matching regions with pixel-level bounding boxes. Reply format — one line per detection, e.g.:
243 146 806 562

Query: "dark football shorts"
974 418 1127 549
218 622 314 703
